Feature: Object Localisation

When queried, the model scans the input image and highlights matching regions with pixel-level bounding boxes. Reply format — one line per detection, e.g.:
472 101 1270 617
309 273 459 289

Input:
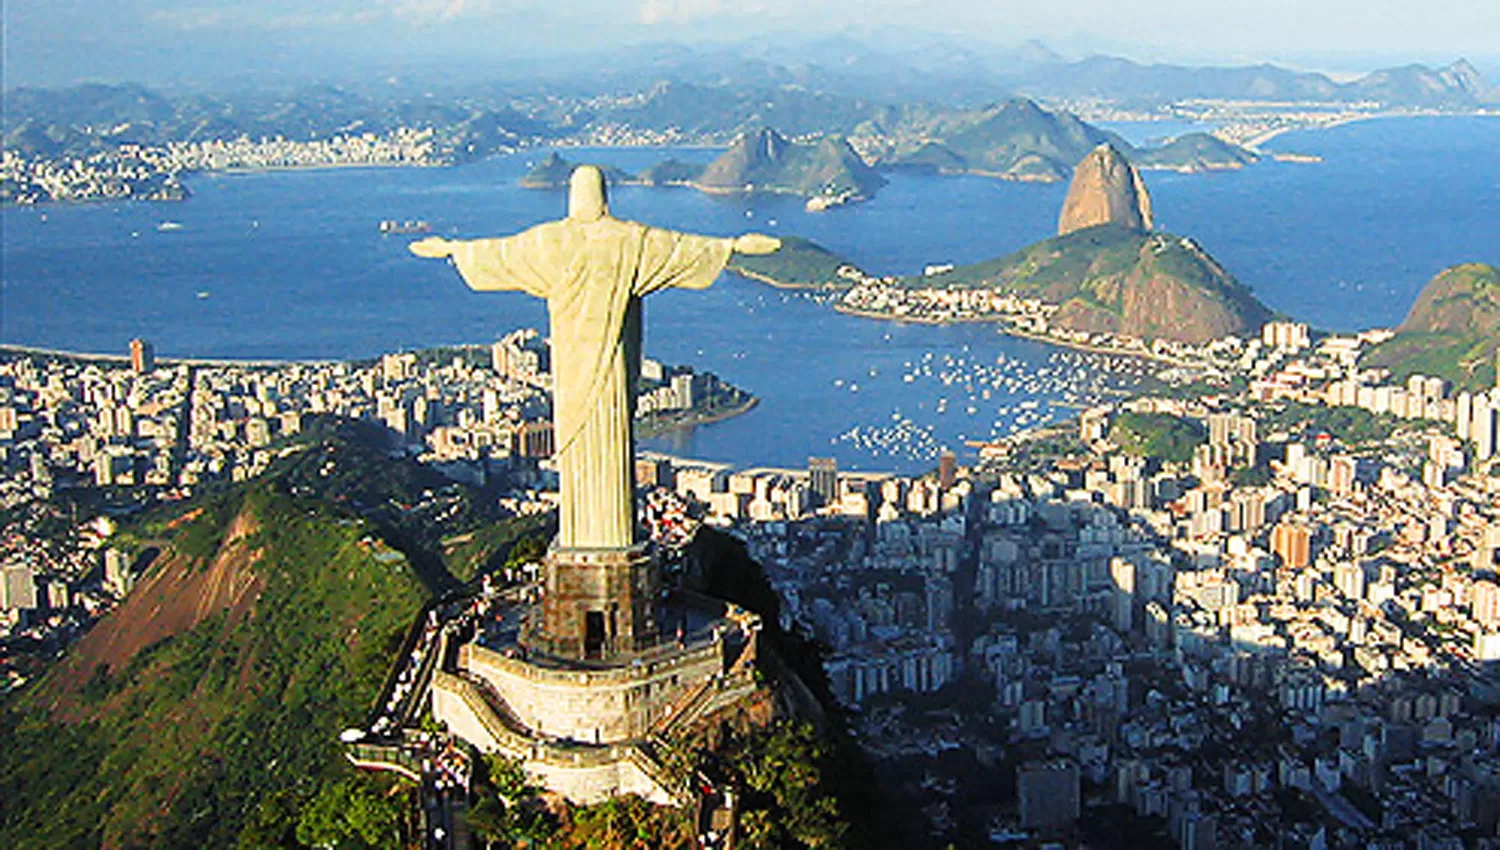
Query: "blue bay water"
3 116 1497 472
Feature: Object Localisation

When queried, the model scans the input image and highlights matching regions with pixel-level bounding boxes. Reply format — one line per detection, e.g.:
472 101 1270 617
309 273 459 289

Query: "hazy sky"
5 0 1498 88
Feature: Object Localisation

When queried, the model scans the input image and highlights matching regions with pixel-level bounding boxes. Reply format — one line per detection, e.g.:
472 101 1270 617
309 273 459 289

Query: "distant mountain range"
884 98 1258 181
4 50 1493 162
0 82 549 160
528 35 1500 110
1012 57 1498 108
524 36 1499 110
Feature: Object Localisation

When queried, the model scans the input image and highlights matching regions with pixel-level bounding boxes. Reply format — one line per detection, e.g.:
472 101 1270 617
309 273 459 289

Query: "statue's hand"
409 237 455 259
733 234 781 255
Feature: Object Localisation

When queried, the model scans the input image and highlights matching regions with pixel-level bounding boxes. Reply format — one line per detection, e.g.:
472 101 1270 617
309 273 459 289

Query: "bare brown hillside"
50 507 264 709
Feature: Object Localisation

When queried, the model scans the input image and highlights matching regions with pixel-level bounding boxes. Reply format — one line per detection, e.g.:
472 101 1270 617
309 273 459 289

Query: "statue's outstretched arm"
634 229 779 296
410 232 551 298
733 234 781 255
409 237 454 258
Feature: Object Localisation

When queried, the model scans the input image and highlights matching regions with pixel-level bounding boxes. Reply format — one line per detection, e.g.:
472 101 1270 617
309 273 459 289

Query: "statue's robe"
450 217 733 549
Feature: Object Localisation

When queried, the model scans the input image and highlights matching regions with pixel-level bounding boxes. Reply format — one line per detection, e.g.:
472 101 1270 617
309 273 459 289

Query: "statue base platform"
525 543 660 662
432 590 764 806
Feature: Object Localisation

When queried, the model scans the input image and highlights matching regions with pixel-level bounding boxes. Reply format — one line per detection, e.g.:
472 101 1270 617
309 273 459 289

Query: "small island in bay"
519 152 636 189
518 129 885 207
1132 132 1260 172
693 127 885 208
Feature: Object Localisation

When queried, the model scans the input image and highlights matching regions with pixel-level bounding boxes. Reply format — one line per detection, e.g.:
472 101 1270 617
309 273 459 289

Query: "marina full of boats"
831 343 1154 465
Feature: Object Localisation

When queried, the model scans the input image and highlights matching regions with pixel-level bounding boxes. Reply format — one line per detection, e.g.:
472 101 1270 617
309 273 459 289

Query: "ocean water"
3 116 1497 472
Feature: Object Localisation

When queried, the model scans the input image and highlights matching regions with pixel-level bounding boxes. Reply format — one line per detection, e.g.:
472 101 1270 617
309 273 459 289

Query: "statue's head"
568 165 609 222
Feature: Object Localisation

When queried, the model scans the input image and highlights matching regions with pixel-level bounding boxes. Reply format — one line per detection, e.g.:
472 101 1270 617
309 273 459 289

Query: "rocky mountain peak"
1057 143 1154 236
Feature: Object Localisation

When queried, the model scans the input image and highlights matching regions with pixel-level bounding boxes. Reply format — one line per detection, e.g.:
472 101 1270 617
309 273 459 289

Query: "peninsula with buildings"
736 143 1275 353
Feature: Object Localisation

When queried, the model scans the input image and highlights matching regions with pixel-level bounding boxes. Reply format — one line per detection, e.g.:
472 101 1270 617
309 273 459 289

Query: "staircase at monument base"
432 667 693 806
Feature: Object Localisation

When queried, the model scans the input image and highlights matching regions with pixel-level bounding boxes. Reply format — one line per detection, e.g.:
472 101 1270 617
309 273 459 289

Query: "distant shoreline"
0 343 765 431
727 268 847 291
206 161 447 175
828 306 1187 367
832 304 998 325
1243 109 1498 151
0 343 334 368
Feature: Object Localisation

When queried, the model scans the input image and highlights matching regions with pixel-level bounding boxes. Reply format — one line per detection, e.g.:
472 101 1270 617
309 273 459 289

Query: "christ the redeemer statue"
411 165 779 552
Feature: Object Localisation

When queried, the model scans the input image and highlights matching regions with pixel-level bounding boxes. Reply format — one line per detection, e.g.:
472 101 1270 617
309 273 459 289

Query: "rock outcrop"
695 128 885 200
1057 143 1154 236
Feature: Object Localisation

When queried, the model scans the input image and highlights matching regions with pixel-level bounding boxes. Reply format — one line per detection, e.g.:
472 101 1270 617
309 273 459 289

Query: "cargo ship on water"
378 220 431 234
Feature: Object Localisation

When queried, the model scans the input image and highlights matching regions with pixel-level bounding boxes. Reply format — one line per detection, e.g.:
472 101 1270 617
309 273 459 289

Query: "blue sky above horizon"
5 0 1499 88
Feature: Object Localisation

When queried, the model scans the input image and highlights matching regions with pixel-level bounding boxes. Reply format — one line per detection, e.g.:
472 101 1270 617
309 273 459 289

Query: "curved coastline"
1 342 763 435
0 342 332 368
636 396 759 438
726 269 847 291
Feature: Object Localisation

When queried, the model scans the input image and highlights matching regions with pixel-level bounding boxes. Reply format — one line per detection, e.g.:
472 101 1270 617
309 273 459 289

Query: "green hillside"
1134 132 1259 171
638 158 706 186
1110 411 1207 462
519 151 637 189
0 418 549 849
893 98 1117 181
911 224 1271 343
727 236 855 288
1366 263 1500 389
0 483 425 850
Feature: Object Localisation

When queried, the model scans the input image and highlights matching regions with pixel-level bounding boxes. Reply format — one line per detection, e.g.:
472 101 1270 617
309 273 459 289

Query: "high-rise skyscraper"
1271 522 1312 569
1475 581 1500 628
1472 393 1496 461
809 457 838 506
1110 557 1136 633
938 450 957 489
129 338 154 374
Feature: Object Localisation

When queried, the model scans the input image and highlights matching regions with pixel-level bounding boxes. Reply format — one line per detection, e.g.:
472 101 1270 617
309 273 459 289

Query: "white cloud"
388 0 492 25
148 6 234 31
147 0 494 32
638 0 769 25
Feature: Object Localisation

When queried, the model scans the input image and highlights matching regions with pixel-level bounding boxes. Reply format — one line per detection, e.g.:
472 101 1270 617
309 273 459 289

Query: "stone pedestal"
528 544 659 661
